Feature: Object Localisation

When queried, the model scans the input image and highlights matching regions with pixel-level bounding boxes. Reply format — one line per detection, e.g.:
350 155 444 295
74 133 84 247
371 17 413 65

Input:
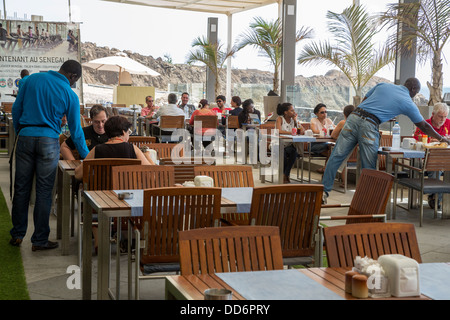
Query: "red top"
413 118 450 142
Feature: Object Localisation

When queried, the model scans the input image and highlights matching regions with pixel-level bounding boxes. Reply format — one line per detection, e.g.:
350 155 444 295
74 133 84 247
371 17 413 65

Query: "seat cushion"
398 178 450 194
142 262 180 275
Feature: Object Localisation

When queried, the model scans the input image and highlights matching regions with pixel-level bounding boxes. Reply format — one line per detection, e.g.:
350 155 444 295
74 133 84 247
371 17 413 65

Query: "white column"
226 14 232 102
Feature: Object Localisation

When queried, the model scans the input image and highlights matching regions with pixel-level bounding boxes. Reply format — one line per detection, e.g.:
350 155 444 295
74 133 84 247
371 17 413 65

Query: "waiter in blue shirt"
10 60 89 251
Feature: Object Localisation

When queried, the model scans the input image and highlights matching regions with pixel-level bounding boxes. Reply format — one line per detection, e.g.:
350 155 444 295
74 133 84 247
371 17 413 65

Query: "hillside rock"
81 42 427 109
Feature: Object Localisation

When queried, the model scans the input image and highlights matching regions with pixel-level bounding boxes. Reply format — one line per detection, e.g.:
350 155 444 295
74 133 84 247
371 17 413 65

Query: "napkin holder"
194 175 214 187
378 254 420 297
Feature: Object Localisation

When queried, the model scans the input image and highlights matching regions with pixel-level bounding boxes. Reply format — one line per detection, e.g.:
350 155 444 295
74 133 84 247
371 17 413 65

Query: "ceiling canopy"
101 0 278 15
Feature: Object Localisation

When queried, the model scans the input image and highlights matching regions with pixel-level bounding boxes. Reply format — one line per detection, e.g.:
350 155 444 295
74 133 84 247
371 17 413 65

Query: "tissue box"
378 254 420 297
194 175 214 187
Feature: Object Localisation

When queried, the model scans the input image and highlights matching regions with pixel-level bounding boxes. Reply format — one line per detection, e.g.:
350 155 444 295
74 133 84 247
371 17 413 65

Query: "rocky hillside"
81 42 428 109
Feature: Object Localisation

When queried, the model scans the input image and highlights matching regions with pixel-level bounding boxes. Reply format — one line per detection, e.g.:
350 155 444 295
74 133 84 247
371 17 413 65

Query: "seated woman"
74 116 154 180
310 103 335 173
238 99 261 128
189 99 217 149
275 102 304 183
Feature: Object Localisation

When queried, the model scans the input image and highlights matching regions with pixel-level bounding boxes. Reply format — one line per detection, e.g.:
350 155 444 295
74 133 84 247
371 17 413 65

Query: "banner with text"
0 19 82 101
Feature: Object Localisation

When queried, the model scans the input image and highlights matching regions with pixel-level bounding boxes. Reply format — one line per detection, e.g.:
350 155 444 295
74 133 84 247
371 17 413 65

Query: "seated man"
60 104 109 160
151 93 185 140
413 102 450 209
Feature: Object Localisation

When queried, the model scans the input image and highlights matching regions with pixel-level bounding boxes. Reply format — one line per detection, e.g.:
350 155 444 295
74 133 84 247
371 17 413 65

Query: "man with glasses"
10 60 89 251
321 78 450 202
141 95 158 118
60 104 109 160
213 95 232 127
177 92 196 119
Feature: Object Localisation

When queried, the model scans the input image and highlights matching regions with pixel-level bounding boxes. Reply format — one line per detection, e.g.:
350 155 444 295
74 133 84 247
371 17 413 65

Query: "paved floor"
2 156 450 300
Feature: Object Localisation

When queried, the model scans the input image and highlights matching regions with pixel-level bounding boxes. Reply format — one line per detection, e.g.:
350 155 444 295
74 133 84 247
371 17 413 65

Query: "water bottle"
392 122 401 149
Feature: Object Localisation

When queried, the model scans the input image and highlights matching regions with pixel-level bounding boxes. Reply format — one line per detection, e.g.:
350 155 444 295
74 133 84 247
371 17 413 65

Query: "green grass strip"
0 189 30 300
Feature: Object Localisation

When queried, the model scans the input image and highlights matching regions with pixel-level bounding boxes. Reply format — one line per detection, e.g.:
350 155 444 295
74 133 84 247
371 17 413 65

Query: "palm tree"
186 36 234 98
380 0 450 106
297 5 395 106
235 16 313 94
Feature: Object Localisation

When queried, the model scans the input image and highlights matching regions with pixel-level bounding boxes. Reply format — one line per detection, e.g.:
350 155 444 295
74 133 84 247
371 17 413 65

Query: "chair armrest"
321 203 350 209
394 162 421 172
319 214 386 221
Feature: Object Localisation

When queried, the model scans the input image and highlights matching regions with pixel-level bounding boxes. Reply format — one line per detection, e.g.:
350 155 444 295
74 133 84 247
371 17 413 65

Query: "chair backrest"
159 115 185 129
423 148 450 172
111 104 126 108
249 184 323 258
194 115 217 129
193 165 254 188
128 136 156 147
140 187 222 265
378 134 392 170
82 158 141 190
143 143 182 159
160 157 216 184
179 226 284 275
323 222 422 268
347 169 394 224
111 165 175 189
2 102 13 113
227 115 240 129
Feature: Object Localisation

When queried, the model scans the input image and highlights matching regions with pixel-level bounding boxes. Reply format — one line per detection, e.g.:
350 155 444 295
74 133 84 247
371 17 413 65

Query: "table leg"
443 172 450 219
97 209 110 300
56 166 63 239
61 170 71 255
82 195 92 300
277 137 284 184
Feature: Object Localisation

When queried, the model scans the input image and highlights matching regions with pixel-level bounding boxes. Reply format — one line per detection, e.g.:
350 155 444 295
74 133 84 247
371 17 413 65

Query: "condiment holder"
347 256 391 298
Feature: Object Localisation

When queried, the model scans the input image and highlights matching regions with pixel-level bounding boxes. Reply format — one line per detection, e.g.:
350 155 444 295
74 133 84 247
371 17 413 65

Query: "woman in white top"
310 103 334 173
275 103 305 183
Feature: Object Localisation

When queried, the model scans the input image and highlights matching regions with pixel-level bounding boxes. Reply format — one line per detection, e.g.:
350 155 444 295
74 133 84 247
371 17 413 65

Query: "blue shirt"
359 82 424 124
12 70 89 159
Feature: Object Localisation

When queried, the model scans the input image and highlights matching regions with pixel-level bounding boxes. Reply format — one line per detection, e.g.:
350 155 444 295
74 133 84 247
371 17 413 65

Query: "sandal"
316 167 325 174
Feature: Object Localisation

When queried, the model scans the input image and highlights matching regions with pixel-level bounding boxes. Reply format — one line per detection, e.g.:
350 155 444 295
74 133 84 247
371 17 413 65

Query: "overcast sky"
3 0 450 89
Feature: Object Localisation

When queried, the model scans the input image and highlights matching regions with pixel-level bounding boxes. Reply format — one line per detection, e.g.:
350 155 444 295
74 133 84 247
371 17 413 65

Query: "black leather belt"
352 107 381 127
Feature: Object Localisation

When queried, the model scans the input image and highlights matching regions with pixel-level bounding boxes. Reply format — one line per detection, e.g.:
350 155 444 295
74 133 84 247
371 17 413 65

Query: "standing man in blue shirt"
322 78 450 202
10 60 89 251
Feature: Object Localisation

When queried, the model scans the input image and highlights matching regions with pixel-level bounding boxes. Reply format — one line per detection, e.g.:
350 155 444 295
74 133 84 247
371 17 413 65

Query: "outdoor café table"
56 159 80 255
165 266 436 300
377 147 427 219
277 134 336 184
81 187 249 300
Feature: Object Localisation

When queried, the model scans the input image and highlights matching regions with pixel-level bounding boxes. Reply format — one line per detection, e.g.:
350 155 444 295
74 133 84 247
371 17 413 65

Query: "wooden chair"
192 115 218 148
179 226 284 276
226 115 240 130
193 165 254 188
111 164 175 291
160 157 216 184
142 142 183 160
323 222 422 268
194 164 254 225
128 136 156 147
249 184 323 267
77 158 141 266
111 164 175 190
1 102 13 113
320 169 394 224
393 148 450 227
155 115 185 143
133 187 222 299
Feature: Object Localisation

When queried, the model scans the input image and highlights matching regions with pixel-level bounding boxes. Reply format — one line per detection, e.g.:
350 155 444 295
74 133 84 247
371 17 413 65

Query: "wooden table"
56 160 80 255
165 267 431 300
81 188 244 300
